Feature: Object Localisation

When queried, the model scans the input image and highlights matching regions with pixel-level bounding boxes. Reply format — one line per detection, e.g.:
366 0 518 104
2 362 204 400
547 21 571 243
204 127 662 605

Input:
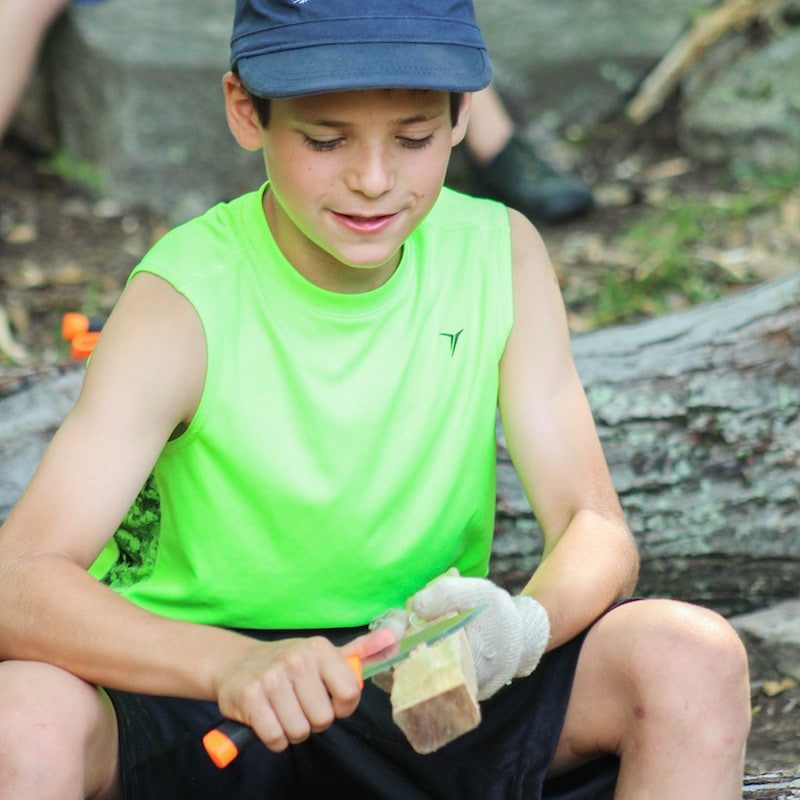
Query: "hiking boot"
468 133 593 225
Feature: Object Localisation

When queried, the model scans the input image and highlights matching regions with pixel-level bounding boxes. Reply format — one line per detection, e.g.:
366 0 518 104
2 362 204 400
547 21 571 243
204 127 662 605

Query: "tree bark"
492 271 800 616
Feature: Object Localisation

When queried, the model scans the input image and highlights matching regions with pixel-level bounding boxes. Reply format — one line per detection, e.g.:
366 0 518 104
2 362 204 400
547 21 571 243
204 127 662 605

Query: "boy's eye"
303 135 342 152
301 133 434 151
399 135 434 150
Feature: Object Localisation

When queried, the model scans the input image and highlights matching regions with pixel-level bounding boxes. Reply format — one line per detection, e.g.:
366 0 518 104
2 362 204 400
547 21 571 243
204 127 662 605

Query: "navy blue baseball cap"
230 0 493 97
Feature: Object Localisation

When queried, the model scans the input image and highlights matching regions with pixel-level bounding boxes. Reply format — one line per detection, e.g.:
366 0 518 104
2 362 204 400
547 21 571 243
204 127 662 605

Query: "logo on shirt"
439 329 464 357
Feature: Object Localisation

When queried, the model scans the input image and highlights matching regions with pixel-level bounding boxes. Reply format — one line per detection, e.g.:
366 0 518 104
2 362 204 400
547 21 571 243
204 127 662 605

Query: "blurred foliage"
45 151 104 192
581 167 800 327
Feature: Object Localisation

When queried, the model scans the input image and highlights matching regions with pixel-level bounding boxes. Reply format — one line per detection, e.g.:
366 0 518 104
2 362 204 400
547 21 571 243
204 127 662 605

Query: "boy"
0 1 750 798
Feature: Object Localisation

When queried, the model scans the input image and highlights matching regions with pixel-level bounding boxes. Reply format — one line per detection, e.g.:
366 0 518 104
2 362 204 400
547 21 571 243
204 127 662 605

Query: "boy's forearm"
0 553 255 699
519 508 639 649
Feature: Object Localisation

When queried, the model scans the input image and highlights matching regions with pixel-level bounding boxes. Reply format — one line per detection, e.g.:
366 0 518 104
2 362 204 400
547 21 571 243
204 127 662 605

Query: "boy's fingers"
248 703 290 753
341 626 397 661
318 656 363 718
267 687 312 745
292 672 338 732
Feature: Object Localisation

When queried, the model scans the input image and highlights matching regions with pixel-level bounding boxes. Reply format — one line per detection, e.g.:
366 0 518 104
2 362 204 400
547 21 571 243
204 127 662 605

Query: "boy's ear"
223 71 263 152
450 92 473 148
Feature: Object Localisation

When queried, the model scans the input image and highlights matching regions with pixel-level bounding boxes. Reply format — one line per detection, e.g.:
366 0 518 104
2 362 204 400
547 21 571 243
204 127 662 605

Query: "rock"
46 0 263 222
475 0 716 129
679 29 800 171
731 599 800 681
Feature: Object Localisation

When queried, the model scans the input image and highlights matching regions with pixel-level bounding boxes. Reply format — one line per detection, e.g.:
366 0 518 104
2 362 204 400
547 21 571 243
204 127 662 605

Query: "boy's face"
225 79 470 292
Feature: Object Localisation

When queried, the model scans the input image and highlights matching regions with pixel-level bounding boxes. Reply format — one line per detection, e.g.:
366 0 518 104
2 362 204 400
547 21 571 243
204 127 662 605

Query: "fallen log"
743 772 800 798
492 271 800 616
0 363 85 523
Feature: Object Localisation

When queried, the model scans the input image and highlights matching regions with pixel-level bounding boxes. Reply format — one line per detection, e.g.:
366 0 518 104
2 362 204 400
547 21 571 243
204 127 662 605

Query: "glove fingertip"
409 592 445 620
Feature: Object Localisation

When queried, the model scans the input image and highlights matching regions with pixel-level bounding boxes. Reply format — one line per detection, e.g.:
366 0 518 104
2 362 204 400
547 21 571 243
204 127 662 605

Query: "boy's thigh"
0 660 120 798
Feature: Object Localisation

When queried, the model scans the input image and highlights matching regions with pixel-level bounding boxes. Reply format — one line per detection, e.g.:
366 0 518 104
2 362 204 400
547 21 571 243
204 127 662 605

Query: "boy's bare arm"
0 272 388 750
0 272 253 694
498 210 639 649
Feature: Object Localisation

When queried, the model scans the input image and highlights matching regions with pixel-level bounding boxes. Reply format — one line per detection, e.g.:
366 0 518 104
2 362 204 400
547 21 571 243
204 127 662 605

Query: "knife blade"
203 606 483 768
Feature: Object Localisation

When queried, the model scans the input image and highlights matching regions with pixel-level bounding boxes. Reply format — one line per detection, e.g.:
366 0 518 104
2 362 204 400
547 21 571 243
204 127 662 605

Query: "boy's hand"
214 628 395 752
410 573 550 701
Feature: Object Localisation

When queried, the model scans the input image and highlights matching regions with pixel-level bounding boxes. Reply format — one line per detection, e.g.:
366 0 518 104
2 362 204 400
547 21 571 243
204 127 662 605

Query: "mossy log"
0 363 85 523
492 271 800 616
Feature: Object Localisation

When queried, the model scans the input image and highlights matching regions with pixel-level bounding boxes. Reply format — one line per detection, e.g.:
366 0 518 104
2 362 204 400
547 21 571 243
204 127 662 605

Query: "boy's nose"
347 145 396 198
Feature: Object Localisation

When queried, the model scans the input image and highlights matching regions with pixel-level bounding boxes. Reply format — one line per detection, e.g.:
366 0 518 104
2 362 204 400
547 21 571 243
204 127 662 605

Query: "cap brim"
237 42 492 98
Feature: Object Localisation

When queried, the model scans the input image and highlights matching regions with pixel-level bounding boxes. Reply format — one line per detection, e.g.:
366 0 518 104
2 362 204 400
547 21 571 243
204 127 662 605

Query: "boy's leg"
0 660 120 800
551 599 751 799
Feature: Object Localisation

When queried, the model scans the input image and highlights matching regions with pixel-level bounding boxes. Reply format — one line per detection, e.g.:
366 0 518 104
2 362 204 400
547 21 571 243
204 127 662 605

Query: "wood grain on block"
390 628 481 754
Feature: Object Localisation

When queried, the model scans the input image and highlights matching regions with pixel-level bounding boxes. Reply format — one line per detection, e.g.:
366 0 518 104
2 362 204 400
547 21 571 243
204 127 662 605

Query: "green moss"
103 473 161 589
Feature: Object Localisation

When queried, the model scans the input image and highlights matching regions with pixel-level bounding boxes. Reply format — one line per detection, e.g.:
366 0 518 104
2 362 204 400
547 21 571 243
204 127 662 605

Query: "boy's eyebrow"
298 111 444 128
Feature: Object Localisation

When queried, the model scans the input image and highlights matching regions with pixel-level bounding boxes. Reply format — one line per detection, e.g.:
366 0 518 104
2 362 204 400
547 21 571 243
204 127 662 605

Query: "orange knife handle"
202 720 256 769
345 654 363 688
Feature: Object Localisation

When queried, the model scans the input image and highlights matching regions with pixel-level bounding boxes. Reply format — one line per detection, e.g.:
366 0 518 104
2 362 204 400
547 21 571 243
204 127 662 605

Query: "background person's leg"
0 0 70 141
463 84 593 224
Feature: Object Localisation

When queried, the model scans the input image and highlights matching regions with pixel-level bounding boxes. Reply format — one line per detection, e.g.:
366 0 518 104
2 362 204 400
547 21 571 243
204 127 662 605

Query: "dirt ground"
1 111 798 776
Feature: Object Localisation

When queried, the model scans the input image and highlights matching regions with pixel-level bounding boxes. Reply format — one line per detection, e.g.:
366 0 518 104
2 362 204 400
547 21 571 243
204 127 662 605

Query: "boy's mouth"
332 211 398 234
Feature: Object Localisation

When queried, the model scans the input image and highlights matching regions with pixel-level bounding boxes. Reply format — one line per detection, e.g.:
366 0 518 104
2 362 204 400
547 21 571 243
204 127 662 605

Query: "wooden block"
390 628 481 754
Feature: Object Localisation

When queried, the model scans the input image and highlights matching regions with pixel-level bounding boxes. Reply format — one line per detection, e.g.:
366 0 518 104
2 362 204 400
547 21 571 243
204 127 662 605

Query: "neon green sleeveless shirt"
98 185 513 628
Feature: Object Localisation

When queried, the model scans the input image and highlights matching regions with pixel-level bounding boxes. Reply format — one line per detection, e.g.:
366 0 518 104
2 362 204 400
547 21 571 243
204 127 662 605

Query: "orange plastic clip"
69 331 101 360
61 312 91 342
62 312 105 359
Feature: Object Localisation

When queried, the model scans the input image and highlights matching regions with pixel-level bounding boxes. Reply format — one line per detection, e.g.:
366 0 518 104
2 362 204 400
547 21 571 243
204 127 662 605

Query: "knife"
202 606 482 768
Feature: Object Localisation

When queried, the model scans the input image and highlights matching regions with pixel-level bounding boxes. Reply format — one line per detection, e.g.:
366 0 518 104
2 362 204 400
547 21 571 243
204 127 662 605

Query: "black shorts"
107 625 619 800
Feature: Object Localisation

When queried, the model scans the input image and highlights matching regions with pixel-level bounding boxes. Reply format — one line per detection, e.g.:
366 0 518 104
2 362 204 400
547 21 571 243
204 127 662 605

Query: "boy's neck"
261 189 403 295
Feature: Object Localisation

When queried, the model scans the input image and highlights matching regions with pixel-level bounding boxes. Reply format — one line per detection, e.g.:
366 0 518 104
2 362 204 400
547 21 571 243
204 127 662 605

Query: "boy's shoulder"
432 185 506 215
134 187 264 282
424 186 509 234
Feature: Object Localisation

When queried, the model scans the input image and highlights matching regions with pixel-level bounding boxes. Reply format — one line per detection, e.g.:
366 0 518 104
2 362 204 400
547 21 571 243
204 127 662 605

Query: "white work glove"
410 573 550 701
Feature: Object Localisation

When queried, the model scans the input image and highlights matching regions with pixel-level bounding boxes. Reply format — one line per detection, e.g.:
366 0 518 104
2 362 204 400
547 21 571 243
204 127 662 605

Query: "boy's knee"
623 601 750 742
0 661 117 796
639 602 748 689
